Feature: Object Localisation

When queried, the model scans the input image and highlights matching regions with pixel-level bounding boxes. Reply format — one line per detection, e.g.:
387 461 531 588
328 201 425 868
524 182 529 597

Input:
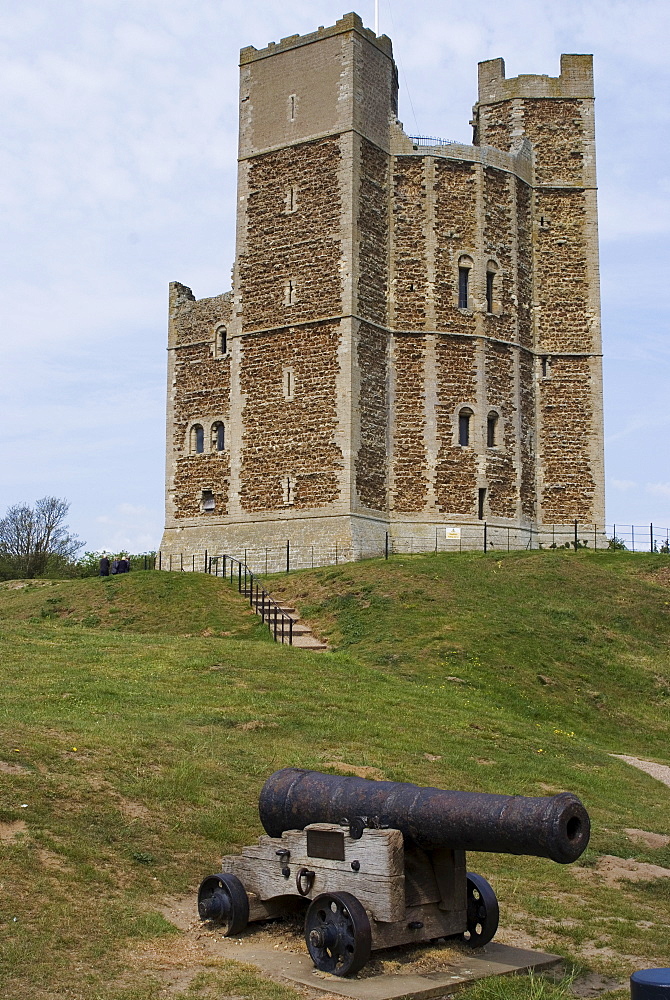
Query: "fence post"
286 539 290 574
336 541 338 565
613 524 616 551
594 524 597 550
435 527 438 553
222 555 226 578
507 526 510 552
632 526 635 552
158 551 162 570
651 523 654 553
238 561 242 592
385 532 389 560
169 554 172 572
483 522 487 553
311 545 314 569
204 549 208 574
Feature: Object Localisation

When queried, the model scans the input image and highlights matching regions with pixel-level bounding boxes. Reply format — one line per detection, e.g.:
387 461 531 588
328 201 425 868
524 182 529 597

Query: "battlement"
478 54 594 103
240 12 393 65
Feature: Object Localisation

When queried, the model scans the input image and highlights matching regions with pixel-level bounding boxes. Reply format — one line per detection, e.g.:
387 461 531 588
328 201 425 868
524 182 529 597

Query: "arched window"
458 255 473 309
211 421 225 452
191 424 204 454
487 412 499 447
458 407 473 446
216 326 227 356
486 261 498 314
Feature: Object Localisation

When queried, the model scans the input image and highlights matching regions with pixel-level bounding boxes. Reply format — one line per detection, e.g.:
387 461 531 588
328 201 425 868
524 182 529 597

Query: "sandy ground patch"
573 855 670 885
624 828 670 849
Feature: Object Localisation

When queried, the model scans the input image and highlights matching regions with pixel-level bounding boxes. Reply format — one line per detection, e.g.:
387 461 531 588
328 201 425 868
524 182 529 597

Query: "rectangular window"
286 185 298 213
487 415 498 447
285 279 296 306
478 488 486 520
458 412 470 446
201 490 215 512
283 367 295 400
458 267 469 309
288 94 296 121
486 271 494 313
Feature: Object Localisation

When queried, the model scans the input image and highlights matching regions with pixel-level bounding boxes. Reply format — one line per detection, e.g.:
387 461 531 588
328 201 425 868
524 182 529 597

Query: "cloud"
611 479 636 492
646 483 670 499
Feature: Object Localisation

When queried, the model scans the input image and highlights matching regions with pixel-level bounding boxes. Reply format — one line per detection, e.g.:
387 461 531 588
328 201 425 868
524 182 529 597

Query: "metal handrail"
213 553 294 645
409 135 459 147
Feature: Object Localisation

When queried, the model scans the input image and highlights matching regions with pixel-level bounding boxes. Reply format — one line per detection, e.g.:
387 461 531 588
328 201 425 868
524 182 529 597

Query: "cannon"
198 768 590 976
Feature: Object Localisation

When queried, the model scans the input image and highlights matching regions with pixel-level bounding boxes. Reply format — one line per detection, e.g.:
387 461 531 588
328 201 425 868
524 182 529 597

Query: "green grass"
0 552 668 999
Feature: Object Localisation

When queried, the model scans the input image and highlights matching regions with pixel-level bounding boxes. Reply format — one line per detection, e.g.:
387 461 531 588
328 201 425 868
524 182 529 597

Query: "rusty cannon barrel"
259 768 590 864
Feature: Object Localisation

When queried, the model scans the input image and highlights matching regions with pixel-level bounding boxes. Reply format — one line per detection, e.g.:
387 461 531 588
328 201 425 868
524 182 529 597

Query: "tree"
0 496 83 579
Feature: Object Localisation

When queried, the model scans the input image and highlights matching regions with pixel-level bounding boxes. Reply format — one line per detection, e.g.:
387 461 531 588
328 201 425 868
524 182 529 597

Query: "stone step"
290 635 329 651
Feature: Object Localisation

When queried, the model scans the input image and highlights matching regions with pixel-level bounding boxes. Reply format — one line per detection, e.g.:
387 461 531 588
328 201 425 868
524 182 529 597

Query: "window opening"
478 488 487 520
286 185 298 212
541 356 551 378
458 267 469 309
283 367 295 400
458 408 472 447
285 279 296 306
201 490 215 512
217 327 227 355
486 271 494 313
289 94 296 121
212 421 225 451
283 476 294 505
487 413 498 447
191 424 204 454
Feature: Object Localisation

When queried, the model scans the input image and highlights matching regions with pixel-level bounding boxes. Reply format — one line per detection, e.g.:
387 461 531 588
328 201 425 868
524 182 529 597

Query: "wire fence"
155 522 670 578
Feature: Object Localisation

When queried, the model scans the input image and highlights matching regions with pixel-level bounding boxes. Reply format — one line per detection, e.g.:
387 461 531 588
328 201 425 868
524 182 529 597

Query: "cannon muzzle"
259 768 590 864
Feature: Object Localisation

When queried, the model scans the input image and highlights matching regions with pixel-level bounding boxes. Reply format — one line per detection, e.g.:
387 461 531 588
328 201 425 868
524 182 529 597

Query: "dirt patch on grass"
0 820 27 843
570 971 627 997
0 759 31 774
573 855 670 885
624 828 670 849
321 761 385 779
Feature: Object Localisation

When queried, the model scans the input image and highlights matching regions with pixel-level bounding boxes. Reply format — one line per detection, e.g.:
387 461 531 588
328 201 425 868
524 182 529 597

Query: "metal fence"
155 521 670 580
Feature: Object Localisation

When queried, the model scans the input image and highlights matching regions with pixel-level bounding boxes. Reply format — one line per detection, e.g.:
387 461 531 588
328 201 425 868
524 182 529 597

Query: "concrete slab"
161 896 560 999
213 940 560 998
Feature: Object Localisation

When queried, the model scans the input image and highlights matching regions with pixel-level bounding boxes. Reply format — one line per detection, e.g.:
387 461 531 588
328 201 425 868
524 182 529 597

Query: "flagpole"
374 0 379 35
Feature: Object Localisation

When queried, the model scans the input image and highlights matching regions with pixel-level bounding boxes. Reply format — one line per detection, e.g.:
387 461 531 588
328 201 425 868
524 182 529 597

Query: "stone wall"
355 321 388 511
238 136 343 331
434 336 478 515
391 336 429 512
239 322 342 512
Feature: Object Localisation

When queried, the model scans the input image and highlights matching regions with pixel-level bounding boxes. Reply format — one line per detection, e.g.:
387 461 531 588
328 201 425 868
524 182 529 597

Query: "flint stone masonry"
160 13 605 567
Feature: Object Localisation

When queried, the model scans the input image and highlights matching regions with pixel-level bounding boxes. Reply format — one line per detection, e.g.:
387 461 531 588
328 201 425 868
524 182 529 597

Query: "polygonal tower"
160 13 604 569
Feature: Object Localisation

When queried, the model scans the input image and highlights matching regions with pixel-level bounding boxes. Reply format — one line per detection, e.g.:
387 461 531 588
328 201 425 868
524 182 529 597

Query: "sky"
1 0 669 554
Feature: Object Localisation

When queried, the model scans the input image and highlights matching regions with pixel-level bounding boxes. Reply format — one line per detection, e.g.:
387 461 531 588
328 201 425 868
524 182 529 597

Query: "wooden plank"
370 902 466 951
221 854 406 923
430 848 466 912
237 825 404 878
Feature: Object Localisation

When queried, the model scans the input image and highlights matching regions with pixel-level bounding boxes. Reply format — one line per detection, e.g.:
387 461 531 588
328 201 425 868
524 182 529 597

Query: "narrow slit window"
289 94 296 121
283 476 294 505
286 185 298 213
541 356 551 378
458 267 469 309
487 413 498 447
217 327 227 355
285 279 296 306
486 271 494 313
191 424 204 454
458 408 472 446
283 367 295 400
478 488 487 520
212 421 225 451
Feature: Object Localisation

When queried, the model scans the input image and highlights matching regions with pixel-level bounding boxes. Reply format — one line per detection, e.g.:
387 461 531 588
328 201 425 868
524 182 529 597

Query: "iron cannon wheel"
197 873 249 936
461 872 499 947
305 891 371 976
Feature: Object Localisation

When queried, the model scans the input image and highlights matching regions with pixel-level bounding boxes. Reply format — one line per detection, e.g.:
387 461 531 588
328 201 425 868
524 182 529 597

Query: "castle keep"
160 12 605 568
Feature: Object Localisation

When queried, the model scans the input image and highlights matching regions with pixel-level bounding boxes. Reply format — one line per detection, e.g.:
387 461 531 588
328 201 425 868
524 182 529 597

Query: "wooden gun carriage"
198 768 590 976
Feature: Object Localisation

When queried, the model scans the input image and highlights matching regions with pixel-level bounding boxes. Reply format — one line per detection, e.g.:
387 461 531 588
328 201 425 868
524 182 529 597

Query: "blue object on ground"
631 969 670 998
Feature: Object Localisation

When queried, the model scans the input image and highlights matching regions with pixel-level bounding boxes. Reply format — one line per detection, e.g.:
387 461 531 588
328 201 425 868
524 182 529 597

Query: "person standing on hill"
99 555 110 577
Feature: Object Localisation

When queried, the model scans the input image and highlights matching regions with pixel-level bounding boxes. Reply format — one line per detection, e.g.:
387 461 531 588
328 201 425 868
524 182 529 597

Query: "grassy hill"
0 554 668 1000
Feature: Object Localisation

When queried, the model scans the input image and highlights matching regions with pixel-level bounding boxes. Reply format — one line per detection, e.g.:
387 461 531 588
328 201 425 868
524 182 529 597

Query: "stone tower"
160 13 604 569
